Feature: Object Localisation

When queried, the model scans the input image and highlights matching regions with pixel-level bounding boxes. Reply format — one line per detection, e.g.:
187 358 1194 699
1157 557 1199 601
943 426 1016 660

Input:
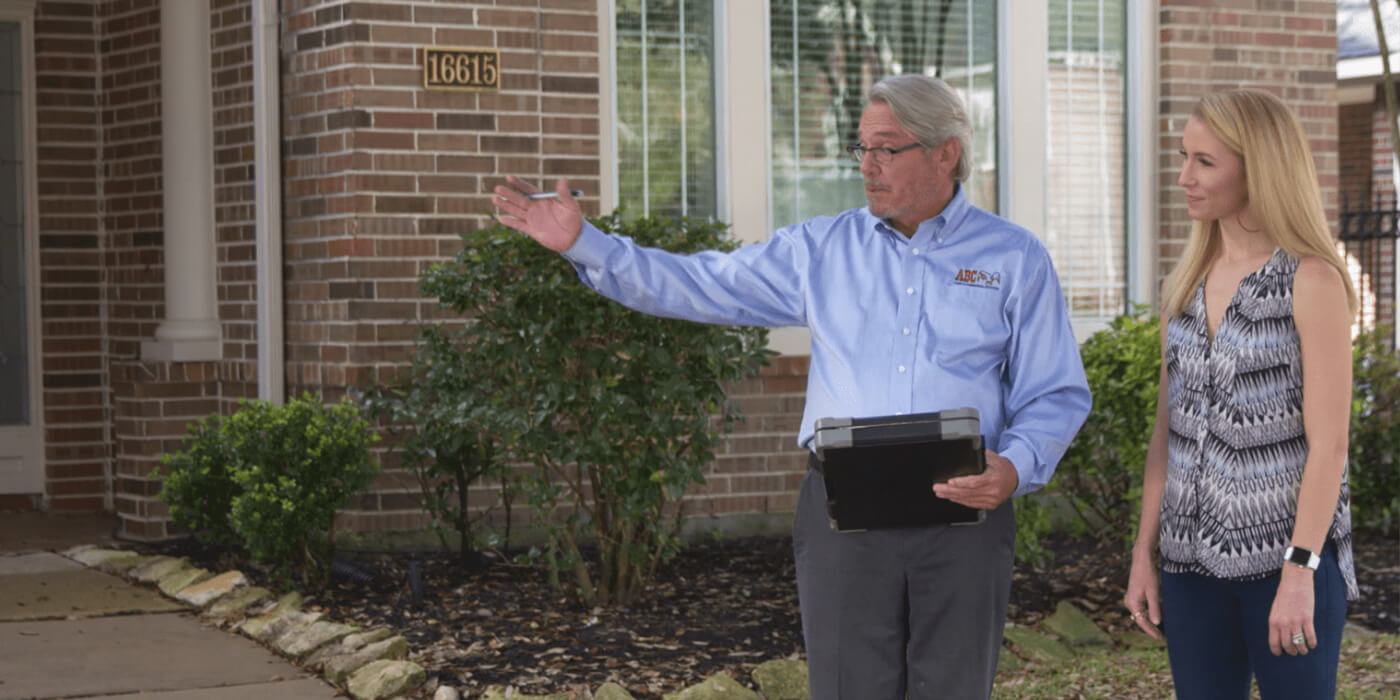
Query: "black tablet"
813 408 986 531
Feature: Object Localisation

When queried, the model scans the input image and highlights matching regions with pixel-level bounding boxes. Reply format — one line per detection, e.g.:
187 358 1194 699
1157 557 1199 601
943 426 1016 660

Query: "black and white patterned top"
1160 248 1357 601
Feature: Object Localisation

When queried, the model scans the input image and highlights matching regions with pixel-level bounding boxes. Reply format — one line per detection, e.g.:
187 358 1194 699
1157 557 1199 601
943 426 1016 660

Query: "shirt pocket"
930 284 1009 374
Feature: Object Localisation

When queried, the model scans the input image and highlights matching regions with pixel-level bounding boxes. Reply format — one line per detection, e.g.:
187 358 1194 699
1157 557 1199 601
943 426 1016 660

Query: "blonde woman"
1123 89 1359 699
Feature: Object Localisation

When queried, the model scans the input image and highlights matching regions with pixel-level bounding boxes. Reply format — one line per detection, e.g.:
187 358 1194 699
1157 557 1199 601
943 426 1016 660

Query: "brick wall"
278 0 606 533
1340 98 1373 204
34 0 106 512
1157 2 1338 284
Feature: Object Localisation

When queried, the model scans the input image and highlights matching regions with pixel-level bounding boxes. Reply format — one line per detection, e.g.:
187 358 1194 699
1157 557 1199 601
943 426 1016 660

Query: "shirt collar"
870 184 969 245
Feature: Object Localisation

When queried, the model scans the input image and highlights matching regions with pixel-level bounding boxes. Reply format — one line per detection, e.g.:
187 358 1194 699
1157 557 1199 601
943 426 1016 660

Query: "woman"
1124 89 1360 699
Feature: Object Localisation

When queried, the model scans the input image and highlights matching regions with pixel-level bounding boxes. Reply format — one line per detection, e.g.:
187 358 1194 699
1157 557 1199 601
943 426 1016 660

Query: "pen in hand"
525 189 584 200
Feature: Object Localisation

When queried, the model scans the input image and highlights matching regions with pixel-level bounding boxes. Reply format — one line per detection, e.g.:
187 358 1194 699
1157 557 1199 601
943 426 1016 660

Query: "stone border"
63 544 1222 700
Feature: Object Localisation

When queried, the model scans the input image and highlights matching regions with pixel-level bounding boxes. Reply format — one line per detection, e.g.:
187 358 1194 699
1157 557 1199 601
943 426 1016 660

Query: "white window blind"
1046 0 1127 323
614 0 718 219
768 0 999 228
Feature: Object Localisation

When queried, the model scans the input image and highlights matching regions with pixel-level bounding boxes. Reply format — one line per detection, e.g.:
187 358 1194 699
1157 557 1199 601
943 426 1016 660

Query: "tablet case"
814 407 986 531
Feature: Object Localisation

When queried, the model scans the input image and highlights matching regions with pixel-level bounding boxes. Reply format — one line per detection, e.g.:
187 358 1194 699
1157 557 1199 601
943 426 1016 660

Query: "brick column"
1157 3 1338 283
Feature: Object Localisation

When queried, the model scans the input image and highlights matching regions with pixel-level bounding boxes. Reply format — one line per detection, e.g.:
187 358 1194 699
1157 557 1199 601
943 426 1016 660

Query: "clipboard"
813 407 986 532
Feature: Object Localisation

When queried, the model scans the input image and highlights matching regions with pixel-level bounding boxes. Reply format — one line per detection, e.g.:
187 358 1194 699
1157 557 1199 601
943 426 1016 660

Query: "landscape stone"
306 628 393 671
277 619 356 658
158 566 213 597
751 658 808 700
241 608 322 642
323 635 409 684
1118 628 1166 650
433 687 462 700
130 556 187 583
662 672 760 700
481 688 572 700
99 553 160 575
595 682 639 700
206 585 272 617
1002 626 1077 664
347 659 425 700
996 648 1028 672
176 570 245 606
66 548 140 570
1042 600 1113 652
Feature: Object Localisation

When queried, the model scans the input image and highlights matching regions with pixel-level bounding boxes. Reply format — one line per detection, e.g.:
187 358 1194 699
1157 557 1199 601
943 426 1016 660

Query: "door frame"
0 0 44 496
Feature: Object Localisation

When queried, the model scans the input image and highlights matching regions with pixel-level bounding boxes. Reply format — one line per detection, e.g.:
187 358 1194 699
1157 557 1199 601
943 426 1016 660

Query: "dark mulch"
147 529 1398 699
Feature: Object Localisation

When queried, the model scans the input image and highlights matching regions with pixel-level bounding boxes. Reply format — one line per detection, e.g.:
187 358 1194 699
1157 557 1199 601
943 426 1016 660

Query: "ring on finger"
1291 633 1306 646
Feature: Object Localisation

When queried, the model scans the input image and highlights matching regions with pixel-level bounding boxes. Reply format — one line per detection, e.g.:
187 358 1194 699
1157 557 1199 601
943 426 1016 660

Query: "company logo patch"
953 268 1002 289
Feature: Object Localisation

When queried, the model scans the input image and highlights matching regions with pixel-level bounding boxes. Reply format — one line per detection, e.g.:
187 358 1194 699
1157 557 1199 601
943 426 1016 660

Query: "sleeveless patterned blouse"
1160 248 1357 601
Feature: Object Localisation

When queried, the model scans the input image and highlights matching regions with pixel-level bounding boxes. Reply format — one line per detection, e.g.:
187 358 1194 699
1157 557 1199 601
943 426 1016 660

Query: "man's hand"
492 176 584 252
932 450 1018 510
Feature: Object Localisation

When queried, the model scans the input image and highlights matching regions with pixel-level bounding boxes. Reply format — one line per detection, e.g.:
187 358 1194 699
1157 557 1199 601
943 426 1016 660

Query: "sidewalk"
0 511 340 700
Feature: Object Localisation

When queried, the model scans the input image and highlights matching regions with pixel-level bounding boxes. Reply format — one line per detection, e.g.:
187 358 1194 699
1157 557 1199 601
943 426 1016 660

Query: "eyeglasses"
846 142 924 165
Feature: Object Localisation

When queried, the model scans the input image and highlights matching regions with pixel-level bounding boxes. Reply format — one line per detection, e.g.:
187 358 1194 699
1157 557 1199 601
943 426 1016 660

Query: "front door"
0 17 43 495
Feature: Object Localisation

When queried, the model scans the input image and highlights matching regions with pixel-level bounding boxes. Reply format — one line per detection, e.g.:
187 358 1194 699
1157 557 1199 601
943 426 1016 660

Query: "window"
0 19 28 425
769 0 999 227
614 0 719 219
1046 0 1127 323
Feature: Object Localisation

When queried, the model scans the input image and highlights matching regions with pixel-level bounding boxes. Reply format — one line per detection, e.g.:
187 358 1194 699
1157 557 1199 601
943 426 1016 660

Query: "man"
492 74 1090 700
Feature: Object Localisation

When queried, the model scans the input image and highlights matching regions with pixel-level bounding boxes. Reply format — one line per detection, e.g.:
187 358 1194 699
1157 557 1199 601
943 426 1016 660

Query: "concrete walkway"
0 512 340 700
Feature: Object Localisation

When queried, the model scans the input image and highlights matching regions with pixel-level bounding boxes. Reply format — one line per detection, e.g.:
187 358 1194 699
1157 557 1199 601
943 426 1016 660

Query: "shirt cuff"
998 440 1041 499
561 221 612 268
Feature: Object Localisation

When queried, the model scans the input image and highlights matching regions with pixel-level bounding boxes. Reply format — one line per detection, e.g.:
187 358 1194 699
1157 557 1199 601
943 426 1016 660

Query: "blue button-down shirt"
562 187 1091 497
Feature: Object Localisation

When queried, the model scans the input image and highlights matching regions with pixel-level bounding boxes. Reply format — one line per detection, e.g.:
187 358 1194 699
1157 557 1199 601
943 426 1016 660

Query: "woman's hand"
1268 565 1316 656
1124 546 1164 639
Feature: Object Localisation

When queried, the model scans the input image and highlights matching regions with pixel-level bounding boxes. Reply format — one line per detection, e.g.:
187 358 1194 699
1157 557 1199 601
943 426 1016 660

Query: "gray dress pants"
793 465 1015 700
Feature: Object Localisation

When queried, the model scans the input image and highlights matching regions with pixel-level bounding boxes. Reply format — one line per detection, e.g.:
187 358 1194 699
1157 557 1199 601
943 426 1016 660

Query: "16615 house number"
423 47 500 91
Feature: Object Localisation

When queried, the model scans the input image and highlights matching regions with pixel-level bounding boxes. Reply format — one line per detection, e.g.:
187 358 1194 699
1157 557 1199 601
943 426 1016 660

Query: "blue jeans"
1160 543 1347 700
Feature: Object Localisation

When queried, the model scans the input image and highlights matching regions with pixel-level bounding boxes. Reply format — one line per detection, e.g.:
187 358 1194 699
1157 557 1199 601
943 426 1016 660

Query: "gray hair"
868 75 973 182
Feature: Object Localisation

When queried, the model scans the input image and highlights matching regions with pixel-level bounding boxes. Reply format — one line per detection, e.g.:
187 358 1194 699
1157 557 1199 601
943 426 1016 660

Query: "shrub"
420 213 773 605
1350 325 1400 535
1028 308 1160 554
361 324 516 568
156 394 380 583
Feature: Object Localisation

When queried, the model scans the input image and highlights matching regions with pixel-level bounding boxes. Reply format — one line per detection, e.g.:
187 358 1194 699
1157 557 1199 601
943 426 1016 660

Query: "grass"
991 634 1400 699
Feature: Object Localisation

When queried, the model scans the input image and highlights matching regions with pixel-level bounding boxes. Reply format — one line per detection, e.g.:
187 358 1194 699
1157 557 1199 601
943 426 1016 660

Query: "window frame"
0 0 44 493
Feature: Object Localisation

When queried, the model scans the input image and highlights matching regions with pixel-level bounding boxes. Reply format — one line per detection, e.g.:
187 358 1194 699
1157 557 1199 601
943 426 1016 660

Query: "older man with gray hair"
493 74 1090 699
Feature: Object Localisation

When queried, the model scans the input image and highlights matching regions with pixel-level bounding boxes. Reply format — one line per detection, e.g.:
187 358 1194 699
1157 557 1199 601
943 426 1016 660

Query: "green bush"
1351 325 1400 535
156 394 380 583
420 213 773 605
1022 308 1160 557
361 324 516 568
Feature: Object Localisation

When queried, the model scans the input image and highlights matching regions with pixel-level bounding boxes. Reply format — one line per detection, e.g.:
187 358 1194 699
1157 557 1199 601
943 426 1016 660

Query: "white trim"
999 0 1046 234
600 0 618 213
1338 53 1400 82
0 3 45 495
1126 0 1158 313
253 0 284 404
721 0 770 245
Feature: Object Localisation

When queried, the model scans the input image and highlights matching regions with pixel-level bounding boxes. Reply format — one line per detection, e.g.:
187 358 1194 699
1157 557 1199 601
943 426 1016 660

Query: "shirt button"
912 248 920 255
898 365 906 373
903 328 911 336
906 287 914 295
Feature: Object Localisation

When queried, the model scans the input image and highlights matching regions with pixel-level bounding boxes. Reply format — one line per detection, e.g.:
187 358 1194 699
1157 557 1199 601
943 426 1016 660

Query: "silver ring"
1291 633 1306 646
1130 611 1142 620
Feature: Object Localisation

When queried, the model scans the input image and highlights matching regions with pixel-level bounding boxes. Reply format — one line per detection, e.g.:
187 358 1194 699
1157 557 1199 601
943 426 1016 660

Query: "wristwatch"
1284 545 1320 570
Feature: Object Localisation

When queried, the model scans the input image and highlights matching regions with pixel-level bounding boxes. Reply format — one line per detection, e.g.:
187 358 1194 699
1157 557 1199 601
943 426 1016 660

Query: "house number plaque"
423 47 500 91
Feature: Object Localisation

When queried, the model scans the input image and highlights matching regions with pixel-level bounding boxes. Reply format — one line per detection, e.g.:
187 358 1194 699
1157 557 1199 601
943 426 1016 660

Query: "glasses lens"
847 145 863 163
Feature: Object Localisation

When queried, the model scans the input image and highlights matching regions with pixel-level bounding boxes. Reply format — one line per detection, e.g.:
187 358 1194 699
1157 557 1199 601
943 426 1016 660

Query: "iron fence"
1339 194 1399 333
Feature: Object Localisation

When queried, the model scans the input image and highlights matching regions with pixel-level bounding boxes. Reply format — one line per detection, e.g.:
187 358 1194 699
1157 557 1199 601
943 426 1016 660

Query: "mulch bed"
149 529 1397 699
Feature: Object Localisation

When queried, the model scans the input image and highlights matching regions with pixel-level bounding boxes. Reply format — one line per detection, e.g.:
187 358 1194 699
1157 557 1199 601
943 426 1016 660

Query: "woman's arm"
1268 256 1353 657
1124 315 1171 639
